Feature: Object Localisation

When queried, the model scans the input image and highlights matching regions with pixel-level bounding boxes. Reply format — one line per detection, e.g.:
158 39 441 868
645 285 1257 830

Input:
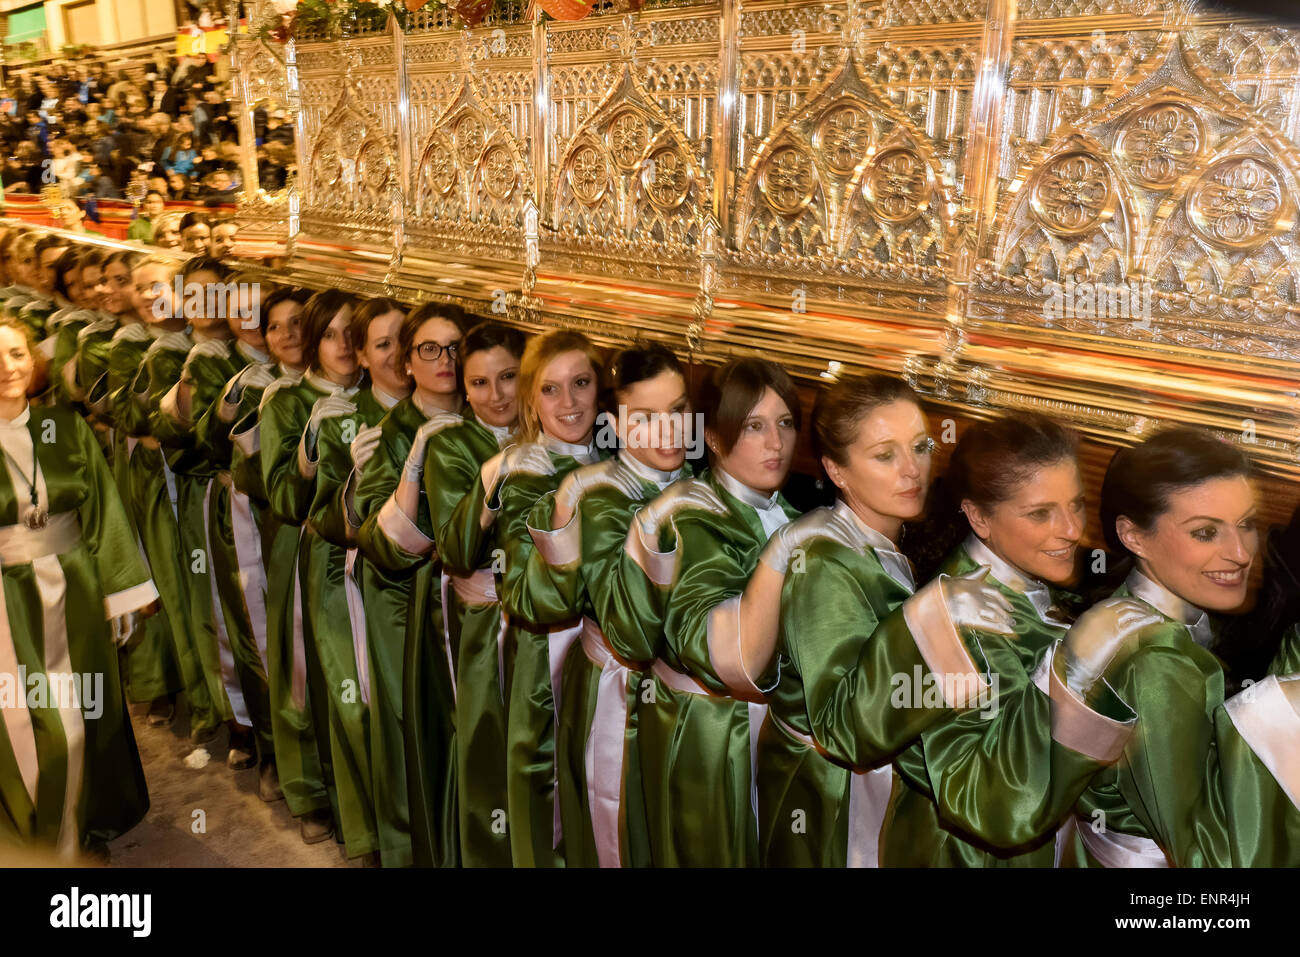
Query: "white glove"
478 443 556 526
350 423 383 473
555 462 644 515
307 393 357 439
403 416 451 482
226 361 278 403
759 506 839 573
635 479 726 538
938 566 1018 638
1061 597 1163 696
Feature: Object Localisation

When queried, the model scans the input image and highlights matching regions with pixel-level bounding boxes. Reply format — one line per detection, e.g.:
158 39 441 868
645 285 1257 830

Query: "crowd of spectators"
0 52 295 237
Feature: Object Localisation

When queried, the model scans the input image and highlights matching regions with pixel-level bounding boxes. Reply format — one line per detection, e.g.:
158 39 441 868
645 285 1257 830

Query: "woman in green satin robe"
753 377 1022 867
153 257 273 770
93 257 188 726
423 321 522 868
39 246 100 408
523 343 689 867
262 288 381 856
353 302 469 867
73 252 134 449
0 319 158 859
125 256 226 743
228 286 337 842
878 414 1135 867
1060 427 1300 866
219 286 315 816
621 357 806 868
483 329 605 868
181 271 278 786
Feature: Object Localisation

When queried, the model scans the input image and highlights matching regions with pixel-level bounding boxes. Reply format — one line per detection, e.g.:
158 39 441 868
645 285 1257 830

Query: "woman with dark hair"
0 316 157 860
425 320 523 868
84 254 183 728
205 282 307 804
287 293 408 868
44 246 105 407
458 328 605 868
72 249 132 451
616 356 802 867
260 287 381 856
875 413 1134 866
748 380 1029 866
351 301 465 867
1061 428 1300 866
517 343 691 867
124 256 231 746
238 286 336 845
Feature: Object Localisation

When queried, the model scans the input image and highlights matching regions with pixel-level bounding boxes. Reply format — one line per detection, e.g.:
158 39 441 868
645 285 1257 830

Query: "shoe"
226 726 256 770
299 808 334 845
258 759 284 803
146 695 175 728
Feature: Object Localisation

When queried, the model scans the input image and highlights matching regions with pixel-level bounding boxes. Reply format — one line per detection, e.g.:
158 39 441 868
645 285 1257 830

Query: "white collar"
542 432 600 464
834 499 915 591
965 534 1062 625
236 341 268 363
305 370 359 397
715 466 781 512
487 422 512 447
278 364 305 383
1126 568 1213 648
618 451 682 490
372 385 403 410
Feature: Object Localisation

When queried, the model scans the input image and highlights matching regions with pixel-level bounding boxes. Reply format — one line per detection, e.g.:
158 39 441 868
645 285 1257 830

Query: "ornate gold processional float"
227 0 1300 530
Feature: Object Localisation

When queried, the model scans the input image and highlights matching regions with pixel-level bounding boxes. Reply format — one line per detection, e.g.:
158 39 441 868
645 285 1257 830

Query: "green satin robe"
140 332 243 738
99 324 180 705
637 468 798 868
187 346 276 757
424 416 511 868
130 331 229 736
522 455 676 868
757 502 917 867
318 389 412 864
256 375 334 823
881 542 1127 867
1066 574 1300 867
40 307 96 408
496 438 605 868
0 406 154 853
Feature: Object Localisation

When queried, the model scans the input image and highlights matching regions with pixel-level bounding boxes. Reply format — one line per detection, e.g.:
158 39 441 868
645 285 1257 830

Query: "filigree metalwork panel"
234 0 1300 481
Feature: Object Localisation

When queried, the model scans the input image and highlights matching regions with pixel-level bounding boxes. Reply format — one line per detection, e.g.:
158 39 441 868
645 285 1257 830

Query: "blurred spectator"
153 211 183 250
210 219 238 258
127 190 166 243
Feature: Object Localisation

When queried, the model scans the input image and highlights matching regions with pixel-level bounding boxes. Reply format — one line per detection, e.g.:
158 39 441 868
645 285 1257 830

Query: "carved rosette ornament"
358 140 392 194
760 146 817 216
569 144 609 205
1030 151 1117 236
643 147 690 210
1115 103 1205 190
814 105 871 176
422 135 457 198
481 144 518 201
863 148 932 224
1187 156 1291 250
454 115 486 166
609 111 650 172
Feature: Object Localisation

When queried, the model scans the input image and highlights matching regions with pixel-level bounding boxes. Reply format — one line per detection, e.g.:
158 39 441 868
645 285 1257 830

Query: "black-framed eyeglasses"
413 341 460 361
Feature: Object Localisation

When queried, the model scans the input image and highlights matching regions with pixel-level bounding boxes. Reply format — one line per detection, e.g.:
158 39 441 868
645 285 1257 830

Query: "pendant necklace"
1 443 45 529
